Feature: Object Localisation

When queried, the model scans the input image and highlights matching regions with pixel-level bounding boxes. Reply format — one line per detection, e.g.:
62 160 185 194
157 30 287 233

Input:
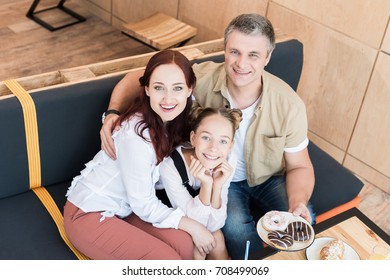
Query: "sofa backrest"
0 76 123 198
0 39 303 199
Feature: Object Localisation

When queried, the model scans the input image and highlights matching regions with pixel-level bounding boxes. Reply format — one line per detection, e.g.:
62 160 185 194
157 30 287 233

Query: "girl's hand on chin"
211 160 233 188
189 156 213 186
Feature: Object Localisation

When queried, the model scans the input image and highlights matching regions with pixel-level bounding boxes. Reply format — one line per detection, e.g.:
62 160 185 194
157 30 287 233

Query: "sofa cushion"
0 182 75 259
308 141 364 215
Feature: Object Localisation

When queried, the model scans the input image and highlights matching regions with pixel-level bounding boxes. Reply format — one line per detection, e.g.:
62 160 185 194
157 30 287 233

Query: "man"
100 14 315 260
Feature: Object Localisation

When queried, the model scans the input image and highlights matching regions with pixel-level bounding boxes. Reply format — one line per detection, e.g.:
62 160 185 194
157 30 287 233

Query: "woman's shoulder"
114 114 148 137
124 113 144 127
113 114 153 155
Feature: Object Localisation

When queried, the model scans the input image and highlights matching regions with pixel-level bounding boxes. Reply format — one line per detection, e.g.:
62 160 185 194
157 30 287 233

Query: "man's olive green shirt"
192 62 308 187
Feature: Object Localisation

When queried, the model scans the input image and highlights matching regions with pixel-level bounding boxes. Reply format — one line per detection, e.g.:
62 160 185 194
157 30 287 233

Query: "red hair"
116 50 196 164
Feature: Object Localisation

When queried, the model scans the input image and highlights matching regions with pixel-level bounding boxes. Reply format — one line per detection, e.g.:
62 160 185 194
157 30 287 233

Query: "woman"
159 105 242 259
64 50 215 260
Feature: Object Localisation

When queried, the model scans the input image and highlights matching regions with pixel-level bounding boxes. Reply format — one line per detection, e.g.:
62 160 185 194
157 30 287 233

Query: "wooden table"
249 208 390 260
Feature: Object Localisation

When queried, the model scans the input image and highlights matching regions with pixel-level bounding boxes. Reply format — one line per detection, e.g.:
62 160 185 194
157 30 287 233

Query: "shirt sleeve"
205 153 237 232
284 138 309 153
285 96 309 149
159 154 215 229
115 121 184 229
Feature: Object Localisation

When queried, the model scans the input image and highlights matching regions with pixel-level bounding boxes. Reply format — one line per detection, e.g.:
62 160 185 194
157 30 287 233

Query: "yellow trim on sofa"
32 187 89 260
4 79 41 188
3 79 90 260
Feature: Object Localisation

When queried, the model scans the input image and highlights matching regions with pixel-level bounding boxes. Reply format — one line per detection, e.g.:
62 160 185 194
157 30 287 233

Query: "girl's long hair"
115 50 196 164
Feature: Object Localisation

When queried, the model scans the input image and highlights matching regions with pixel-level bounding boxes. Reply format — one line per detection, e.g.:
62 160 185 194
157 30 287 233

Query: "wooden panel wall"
345 52 390 194
271 0 388 48
268 1 390 194
267 5 377 151
178 0 268 42
111 0 179 30
383 24 390 54
79 0 390 193
74 0 112 23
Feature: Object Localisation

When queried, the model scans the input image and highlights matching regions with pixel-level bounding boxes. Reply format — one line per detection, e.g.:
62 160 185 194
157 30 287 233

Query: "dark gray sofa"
0 39 364 259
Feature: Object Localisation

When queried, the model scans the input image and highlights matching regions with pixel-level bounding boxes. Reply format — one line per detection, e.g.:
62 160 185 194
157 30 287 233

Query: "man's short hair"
224 14 276 55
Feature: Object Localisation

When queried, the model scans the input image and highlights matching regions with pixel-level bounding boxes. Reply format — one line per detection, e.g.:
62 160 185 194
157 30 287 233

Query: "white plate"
256 211 315 251
305 237 360 260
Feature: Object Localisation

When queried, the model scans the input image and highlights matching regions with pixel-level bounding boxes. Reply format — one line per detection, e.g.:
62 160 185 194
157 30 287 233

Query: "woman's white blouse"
159 146 237 232
66 115 185 228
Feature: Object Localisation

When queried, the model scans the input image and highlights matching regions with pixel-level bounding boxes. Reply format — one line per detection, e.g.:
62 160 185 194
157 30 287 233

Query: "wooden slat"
0 71 64 97
61 68 96 83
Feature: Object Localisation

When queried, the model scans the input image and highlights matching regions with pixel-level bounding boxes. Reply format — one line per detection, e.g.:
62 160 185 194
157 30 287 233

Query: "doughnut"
262 211 289 231
267 230 293 249
286 221 312 242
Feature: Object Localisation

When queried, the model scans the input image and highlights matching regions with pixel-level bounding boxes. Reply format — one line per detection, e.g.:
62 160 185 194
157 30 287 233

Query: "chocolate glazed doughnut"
267 230 294 249
286 221 312 242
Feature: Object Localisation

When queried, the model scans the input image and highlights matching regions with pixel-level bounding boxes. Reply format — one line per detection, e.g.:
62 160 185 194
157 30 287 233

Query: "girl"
159 105 242 259
64 50 215 260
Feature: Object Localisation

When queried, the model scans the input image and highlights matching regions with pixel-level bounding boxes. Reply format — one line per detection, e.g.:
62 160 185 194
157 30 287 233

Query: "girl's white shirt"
159 145 237 232
66 114 185 228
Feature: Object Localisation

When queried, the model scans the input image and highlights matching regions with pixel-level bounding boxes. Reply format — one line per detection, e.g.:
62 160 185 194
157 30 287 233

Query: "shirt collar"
214 67 270 111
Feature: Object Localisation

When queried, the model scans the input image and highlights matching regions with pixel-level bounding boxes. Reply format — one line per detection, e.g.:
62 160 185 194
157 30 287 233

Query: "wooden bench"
122 12 197 50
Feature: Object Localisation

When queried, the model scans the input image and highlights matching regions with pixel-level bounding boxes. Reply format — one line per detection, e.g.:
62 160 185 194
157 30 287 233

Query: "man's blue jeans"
221 175 316 260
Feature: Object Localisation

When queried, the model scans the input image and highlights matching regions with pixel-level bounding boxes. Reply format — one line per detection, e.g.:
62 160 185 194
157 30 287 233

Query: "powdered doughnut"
267 230 293 249
262 211 289 231
286 221 312 242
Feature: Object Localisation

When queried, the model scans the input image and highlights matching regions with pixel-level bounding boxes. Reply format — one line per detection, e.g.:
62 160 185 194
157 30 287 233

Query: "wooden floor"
1 0 389 236
358 181 389 235
0 0 154 80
